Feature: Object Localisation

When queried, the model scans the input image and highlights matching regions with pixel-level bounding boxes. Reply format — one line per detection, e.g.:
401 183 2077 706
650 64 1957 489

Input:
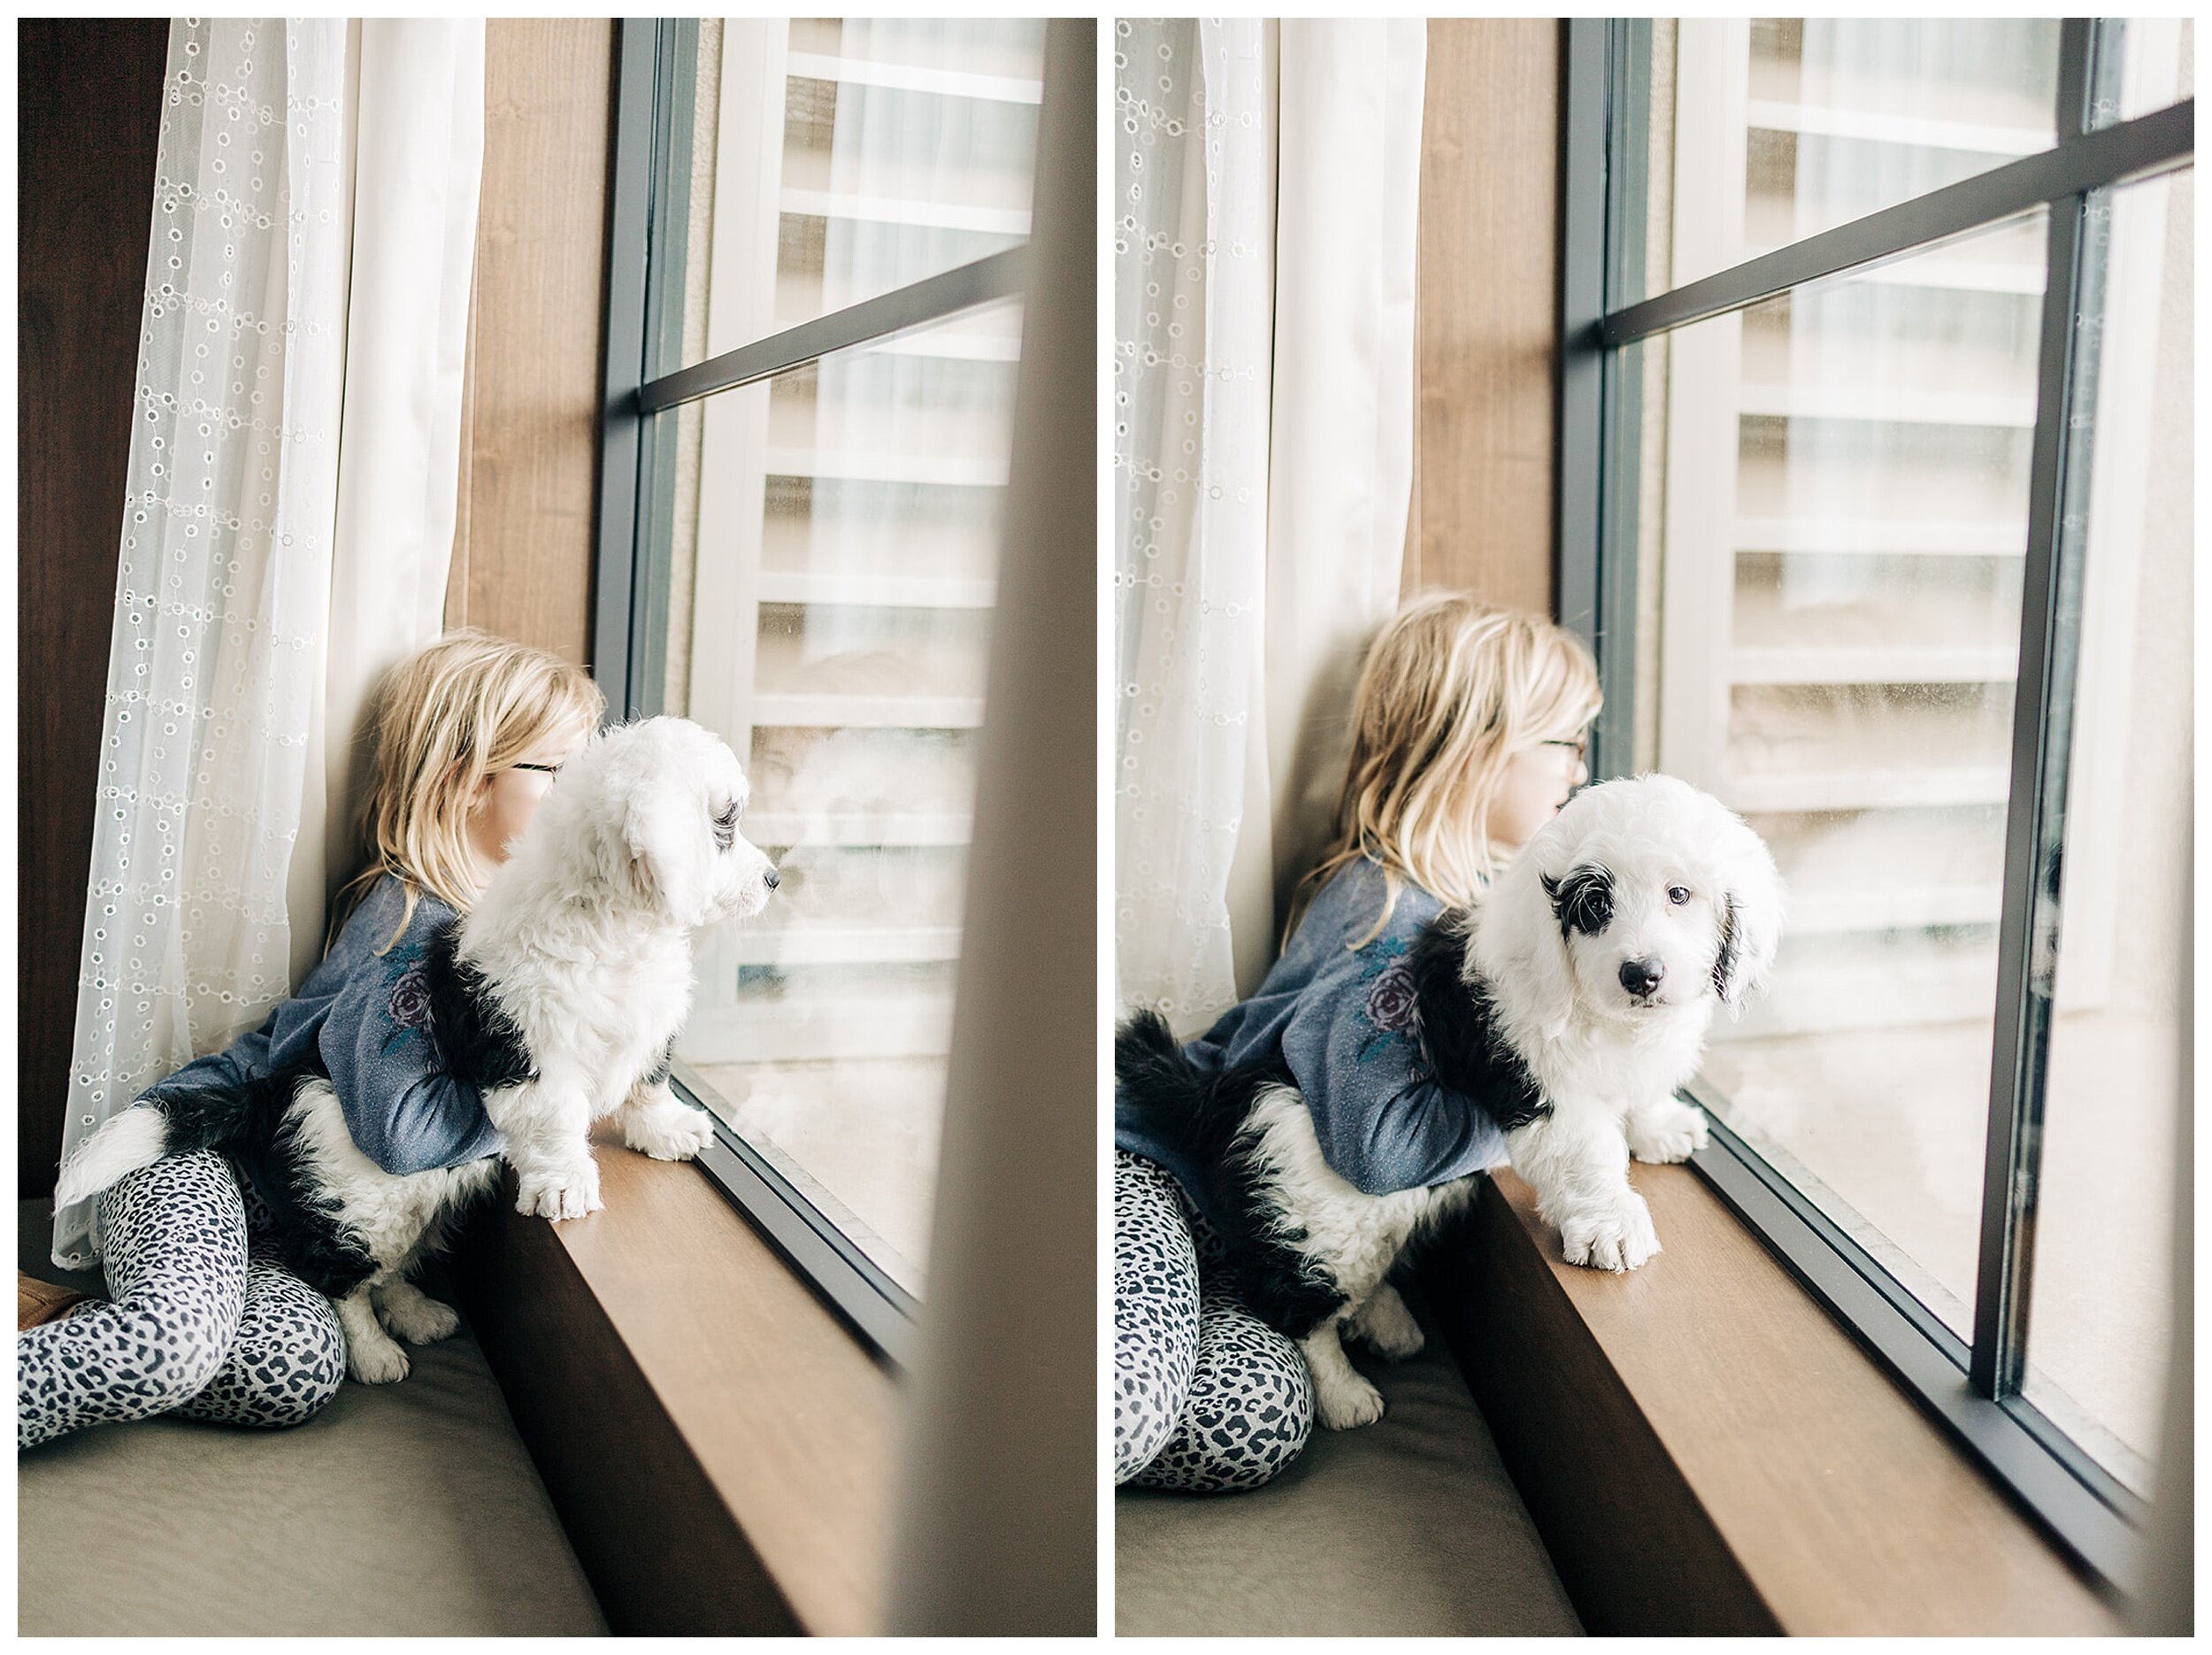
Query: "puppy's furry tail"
1116 1005 1202 1113
1117 1009 1344 1339
53 1086 260 1209
1114 1009 1254 1201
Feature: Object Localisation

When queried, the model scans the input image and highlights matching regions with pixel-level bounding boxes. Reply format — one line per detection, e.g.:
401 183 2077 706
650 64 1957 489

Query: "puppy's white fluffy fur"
1241 1083 1479 1428
287 1079 501 1382
1475 773 1782 1274
1240 774 1783 1429
462 715 778 1222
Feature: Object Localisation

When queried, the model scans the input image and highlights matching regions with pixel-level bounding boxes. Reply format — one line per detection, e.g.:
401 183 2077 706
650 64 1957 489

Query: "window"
596 18 1053 1360
1564 18 2192 1586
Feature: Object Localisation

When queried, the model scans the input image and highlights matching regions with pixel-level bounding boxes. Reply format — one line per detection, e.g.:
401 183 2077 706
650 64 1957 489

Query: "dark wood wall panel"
446 19 615 669
1404 20 1560 612
19 21 172 1197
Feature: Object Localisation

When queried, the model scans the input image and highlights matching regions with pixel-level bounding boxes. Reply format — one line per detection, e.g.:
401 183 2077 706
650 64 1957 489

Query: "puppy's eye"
1668 886 1692 906
711 804 737 851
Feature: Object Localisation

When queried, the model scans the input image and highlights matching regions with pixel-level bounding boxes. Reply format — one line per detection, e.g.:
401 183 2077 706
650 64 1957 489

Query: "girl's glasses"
1540 736 1589 762
511 762 562 775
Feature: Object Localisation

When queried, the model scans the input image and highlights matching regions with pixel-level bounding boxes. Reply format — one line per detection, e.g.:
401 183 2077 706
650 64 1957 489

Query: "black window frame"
591 17 1047 1370
1558 16 2193 1595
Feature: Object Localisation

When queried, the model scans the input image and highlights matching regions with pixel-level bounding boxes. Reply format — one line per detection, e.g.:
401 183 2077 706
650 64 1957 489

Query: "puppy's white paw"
516 1158 603 1220
377 1286 460 1346
622 1096 715 1162
1627 1097 1709 1165
1347 1284 1425 1360
1314 1367 1386 1430
347 1326 412 1384
1559 1189 1662 1273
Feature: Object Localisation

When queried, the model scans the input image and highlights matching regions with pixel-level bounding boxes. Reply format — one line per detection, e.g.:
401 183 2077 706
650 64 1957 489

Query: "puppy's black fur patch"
1408 920 1550 1133
1543 864 1615 937
1117 1011 1347 1339
424 922 537 1090
1117 916 1552 1340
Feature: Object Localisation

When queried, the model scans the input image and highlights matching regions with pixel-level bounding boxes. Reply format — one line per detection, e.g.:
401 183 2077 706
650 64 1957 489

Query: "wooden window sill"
449 1121 895 1636
1420 1161 2124 1636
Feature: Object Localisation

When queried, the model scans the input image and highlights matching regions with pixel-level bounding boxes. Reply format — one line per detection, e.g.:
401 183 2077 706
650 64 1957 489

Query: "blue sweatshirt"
1116 858 1509 1219
141 874 503 1177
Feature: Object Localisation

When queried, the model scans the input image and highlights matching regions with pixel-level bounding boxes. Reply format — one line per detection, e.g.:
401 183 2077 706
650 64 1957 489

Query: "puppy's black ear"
1704 804 1786 1012
1711 892 1740 1003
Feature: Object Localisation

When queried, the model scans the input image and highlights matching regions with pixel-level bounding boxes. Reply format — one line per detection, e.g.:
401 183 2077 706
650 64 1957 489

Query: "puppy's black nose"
764 867 780 890
1619 957 1663 997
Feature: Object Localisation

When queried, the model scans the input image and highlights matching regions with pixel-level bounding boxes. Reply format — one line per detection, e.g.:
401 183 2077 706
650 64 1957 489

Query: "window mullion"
1966 16 2107 1403
1593 19 1649 780
591 19 661 712
634 247 1030 416
626 19 699 721
1555 19 1608 710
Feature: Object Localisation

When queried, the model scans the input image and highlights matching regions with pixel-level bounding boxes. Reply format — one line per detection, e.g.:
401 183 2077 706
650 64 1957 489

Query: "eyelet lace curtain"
1113 19 1276 1029
55 18 483 1269
1113 19 1423 1033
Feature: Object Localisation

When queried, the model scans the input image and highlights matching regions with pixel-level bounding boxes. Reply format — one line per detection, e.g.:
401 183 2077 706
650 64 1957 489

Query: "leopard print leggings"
1113 1151 1314 1493
19 1151 348 1450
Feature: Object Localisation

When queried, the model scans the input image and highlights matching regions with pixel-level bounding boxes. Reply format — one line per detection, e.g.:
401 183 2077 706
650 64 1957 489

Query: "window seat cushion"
18 1199 606 1636
1114 1290 1584 1636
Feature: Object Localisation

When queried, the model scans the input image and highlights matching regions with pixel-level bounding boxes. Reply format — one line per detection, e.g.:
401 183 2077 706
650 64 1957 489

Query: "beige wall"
1405 19 1562 615
446 19 616 669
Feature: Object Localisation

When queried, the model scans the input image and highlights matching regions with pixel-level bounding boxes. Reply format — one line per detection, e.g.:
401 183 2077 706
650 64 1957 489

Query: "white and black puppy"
448 714 778 1227
57 716 777 1382
1118 774 1784 1428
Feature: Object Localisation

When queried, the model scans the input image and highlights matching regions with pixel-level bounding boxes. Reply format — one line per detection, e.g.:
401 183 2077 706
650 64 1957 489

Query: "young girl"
1113 594 1601 1493
19 630 603 1449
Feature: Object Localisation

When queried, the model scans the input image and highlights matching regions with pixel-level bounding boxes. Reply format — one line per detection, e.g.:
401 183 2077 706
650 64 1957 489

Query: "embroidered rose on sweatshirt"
1364 959 1417 1036
388 964 432 1031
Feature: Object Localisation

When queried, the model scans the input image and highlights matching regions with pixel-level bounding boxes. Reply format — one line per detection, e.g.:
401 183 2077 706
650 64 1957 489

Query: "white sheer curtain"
1263 20 1426 936
1114 19 1424 1033
56 19 484 1269
1113 18 1278 1028
303 22 485 972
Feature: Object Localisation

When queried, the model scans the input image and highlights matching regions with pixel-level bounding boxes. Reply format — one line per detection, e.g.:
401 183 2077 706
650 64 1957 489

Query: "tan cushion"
1116 1299 1583 1636
19 1199 606 1636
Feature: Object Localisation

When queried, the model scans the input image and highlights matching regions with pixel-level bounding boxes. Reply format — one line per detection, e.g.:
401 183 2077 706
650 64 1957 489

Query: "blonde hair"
1289 592 1601 944
331 628 605 951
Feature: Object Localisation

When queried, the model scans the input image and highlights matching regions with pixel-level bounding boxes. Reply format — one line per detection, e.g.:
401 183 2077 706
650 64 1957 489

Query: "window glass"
1667 19 2060 287
665 301 1024 1297
2021 168 2192 1495
654 16 1041 1297
1646 214 2050 1336
677 18 1045 351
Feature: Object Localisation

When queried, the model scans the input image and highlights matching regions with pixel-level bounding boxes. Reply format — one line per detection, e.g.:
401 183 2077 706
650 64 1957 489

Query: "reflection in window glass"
657 17 1043 1297
672 303 1025 1298
2107 17 2194 127
1647 214 2050 1337
2022 169 2192 1496
1667 19 2058 286
682 18 1045 343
